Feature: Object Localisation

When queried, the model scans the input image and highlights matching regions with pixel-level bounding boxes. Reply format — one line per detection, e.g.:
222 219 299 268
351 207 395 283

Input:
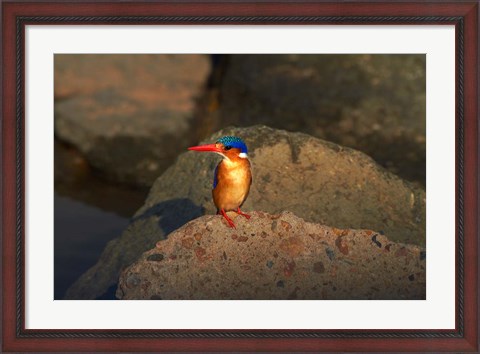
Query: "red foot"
236 207 251 219
220 209 236 228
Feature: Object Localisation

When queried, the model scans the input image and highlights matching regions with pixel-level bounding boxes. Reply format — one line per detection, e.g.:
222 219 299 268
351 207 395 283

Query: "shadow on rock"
64 198 204 300
131 198 205 237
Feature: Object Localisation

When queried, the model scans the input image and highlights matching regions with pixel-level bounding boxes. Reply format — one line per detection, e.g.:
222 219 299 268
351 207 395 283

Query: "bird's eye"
224 146 232 150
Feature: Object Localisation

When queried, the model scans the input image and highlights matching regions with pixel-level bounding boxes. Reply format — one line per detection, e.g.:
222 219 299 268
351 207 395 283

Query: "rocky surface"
117 211 426 300
204 54 426 185
54 54 210 186
65 126 425 299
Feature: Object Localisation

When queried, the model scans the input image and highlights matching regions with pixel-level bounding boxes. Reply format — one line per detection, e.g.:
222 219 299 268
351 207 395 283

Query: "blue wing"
213 165 219 189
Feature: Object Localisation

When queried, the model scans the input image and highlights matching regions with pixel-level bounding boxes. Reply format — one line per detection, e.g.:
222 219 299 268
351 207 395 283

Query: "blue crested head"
216 136 248 154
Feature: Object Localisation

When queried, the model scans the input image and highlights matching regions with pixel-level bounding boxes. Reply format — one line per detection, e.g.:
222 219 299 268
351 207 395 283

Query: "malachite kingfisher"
188 136 252 228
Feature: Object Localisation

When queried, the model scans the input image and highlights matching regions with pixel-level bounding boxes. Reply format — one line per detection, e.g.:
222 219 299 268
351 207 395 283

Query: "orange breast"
212 157 252 212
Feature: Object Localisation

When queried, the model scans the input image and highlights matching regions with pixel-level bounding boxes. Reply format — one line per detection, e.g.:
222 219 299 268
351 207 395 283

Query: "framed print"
2 1 479 352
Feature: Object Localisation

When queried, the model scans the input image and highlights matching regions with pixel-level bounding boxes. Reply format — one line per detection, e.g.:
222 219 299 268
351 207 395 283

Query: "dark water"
54 194 130 299
54 140 148 299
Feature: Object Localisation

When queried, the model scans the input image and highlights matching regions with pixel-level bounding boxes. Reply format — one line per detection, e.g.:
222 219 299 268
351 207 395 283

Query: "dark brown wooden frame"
2 1 478 352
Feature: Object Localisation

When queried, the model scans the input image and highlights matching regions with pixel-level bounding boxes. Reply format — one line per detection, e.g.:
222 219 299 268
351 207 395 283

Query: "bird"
188 136 252 228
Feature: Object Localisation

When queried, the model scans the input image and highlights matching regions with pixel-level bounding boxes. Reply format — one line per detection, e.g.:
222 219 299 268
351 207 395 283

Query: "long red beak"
188 144 222 153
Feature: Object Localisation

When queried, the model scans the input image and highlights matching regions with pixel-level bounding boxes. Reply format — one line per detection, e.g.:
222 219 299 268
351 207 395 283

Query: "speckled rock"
65 126 425 299
54 54 210 186
117 211 426 300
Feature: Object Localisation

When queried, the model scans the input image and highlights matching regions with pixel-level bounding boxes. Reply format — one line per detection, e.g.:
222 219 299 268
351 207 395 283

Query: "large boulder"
65 126 425 299
206 54 426 185
117 211 426 300
54 54 210 186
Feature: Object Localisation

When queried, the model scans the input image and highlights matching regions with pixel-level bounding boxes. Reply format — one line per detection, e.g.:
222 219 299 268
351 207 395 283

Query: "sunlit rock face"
117 211 426 300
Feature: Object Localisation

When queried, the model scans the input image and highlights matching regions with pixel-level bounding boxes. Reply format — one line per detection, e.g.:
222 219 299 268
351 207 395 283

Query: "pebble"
126 274 141 288
371 235 382 248
326 247 336 261
194 247 206 261
313 261 325 273
284 261 296 277
181 237 194 249
335 236 349 255
147 254 164 262
420 251 426 260
271 220 278 232
395 247 408 257
281 220 292 232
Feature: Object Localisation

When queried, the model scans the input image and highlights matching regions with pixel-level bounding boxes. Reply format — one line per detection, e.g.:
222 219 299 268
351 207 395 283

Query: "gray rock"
206 54 426 185
54 54 210 186
117 211 426 300
65 125 425 299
